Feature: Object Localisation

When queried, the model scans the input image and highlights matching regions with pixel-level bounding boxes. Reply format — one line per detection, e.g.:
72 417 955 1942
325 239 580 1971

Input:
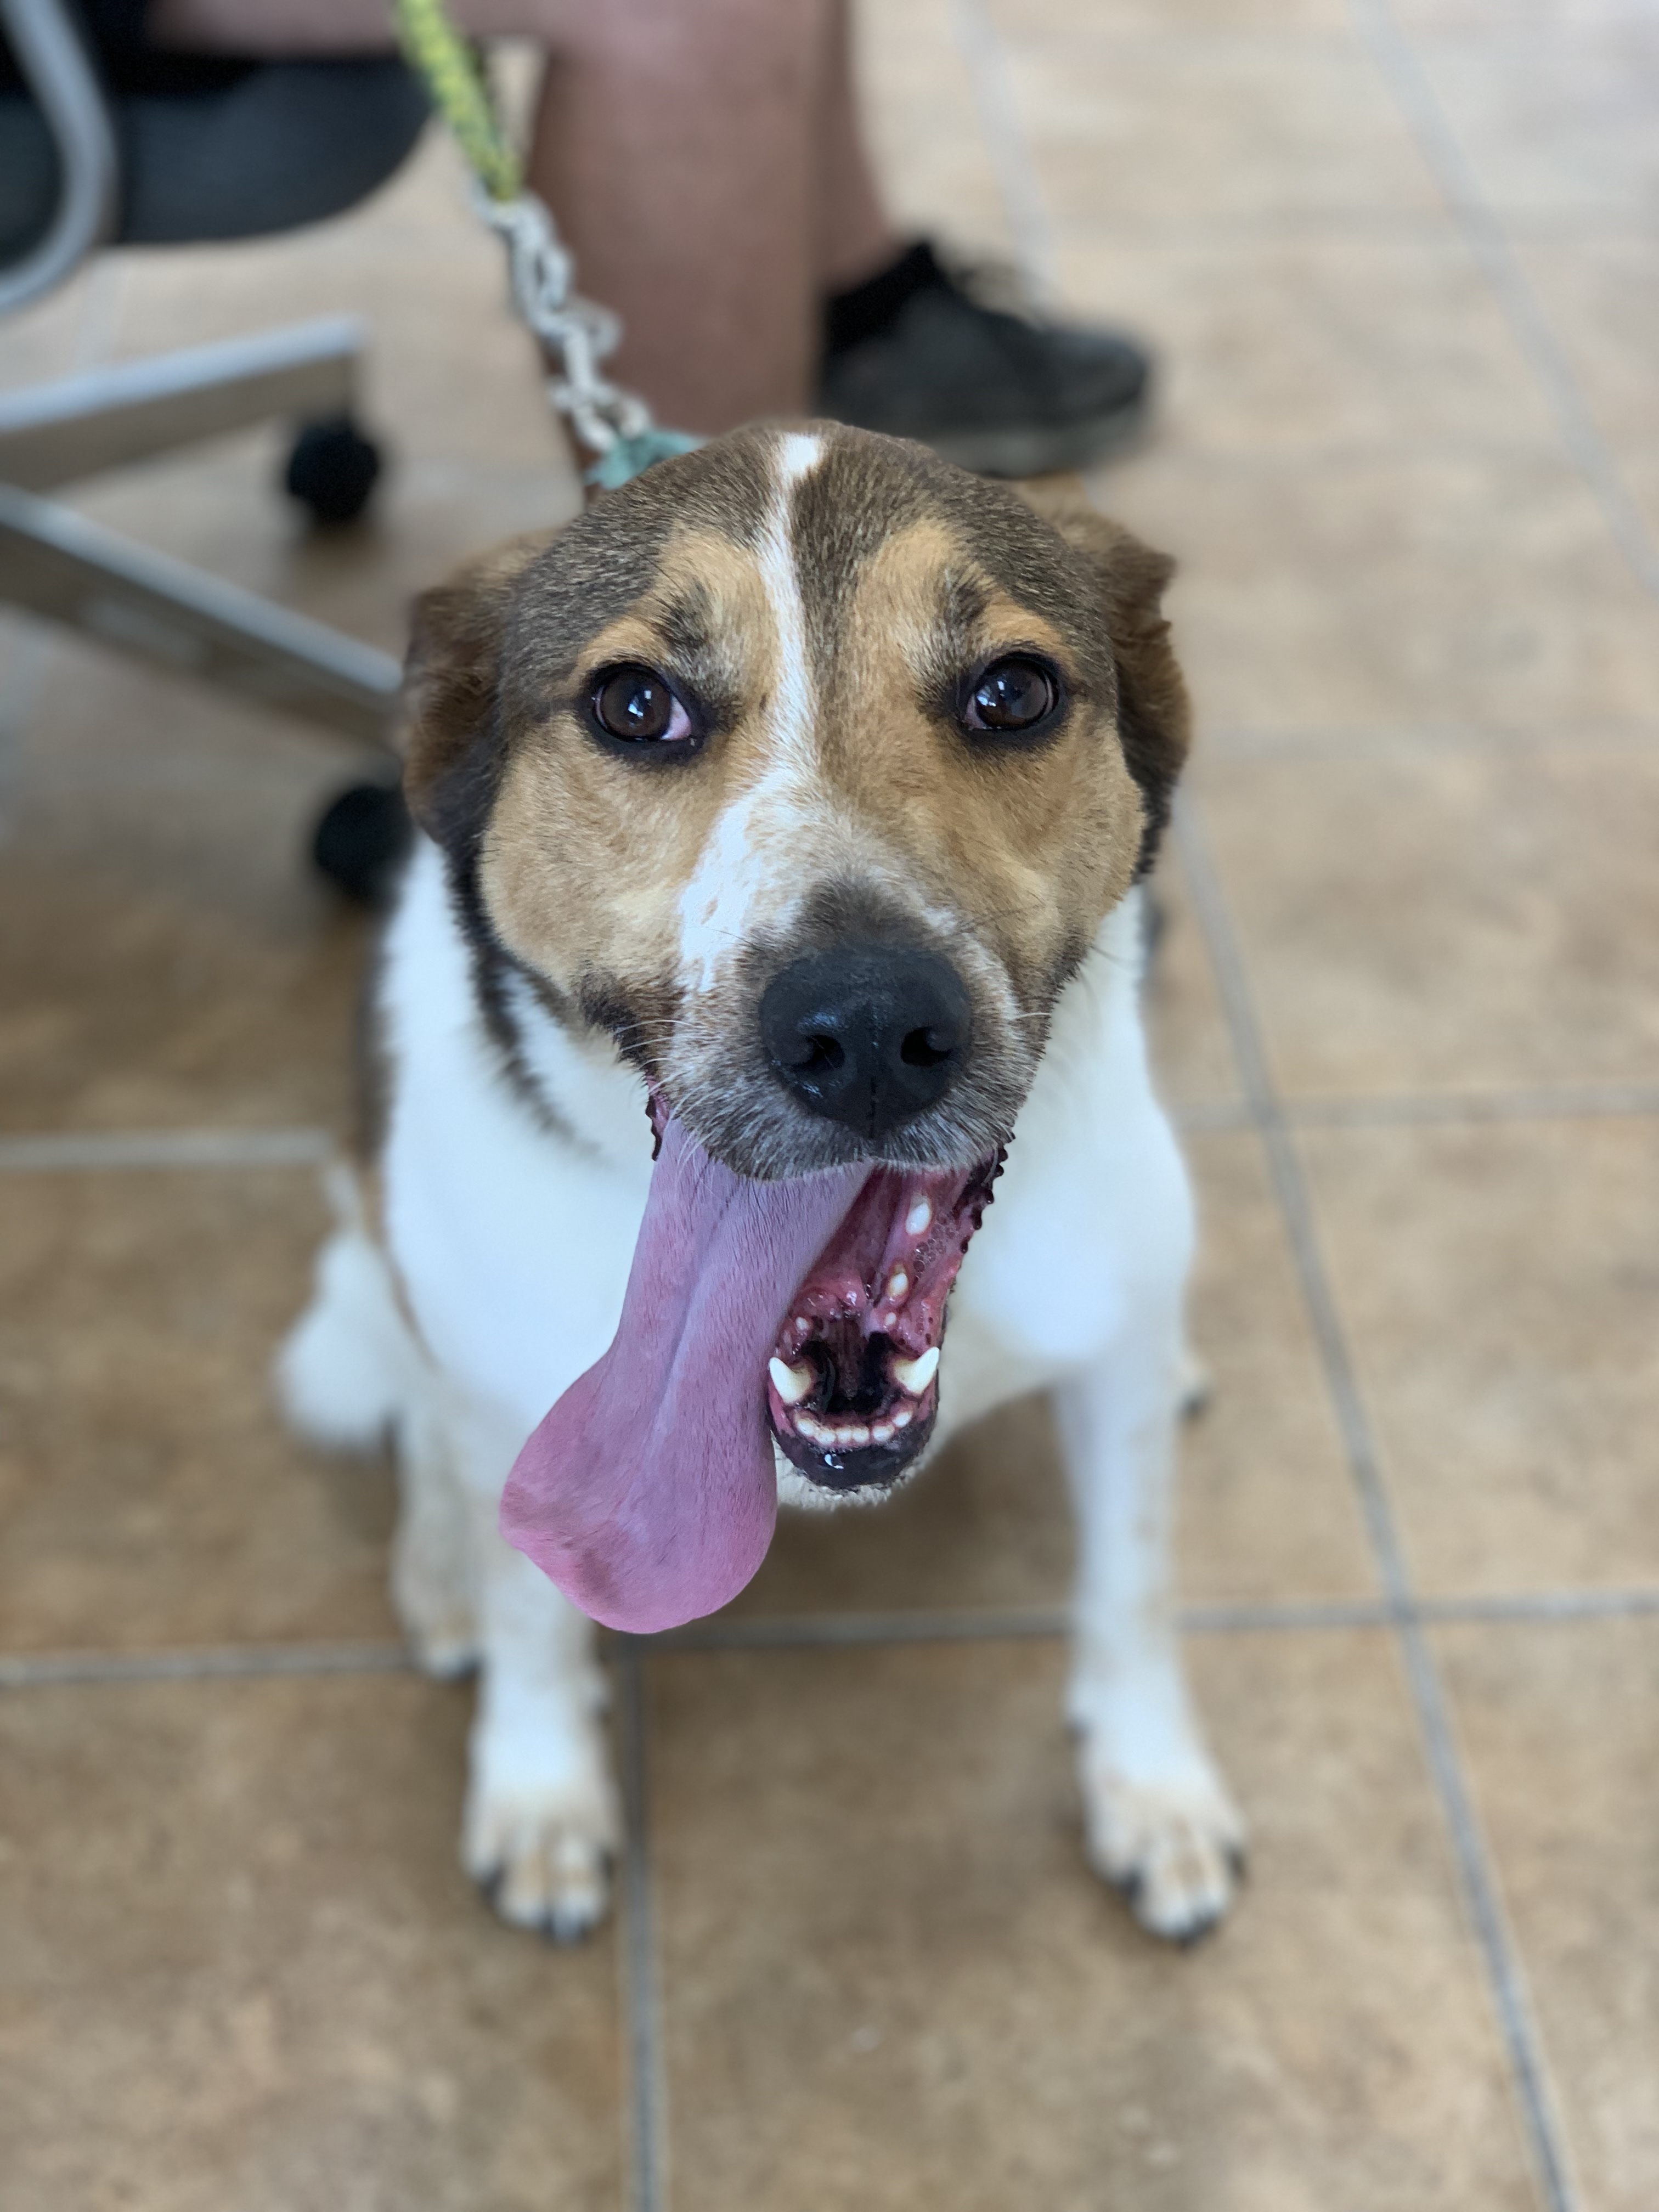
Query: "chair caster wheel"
285 414 383 525
312 779 411 906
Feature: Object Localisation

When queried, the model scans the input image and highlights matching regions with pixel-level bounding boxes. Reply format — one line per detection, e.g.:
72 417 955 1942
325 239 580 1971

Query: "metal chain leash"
391 0 699 488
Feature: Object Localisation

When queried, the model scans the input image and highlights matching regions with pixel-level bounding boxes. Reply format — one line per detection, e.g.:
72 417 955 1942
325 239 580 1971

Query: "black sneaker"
816 241 1150 477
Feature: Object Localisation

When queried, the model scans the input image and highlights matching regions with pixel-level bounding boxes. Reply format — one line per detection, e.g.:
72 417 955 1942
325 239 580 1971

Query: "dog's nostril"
900 1024 956 1070
800 1033 845 1073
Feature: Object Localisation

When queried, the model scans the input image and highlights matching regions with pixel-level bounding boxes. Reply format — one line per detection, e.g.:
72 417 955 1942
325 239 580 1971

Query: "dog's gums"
764 1154 1002 1487
498 1098 1002 1633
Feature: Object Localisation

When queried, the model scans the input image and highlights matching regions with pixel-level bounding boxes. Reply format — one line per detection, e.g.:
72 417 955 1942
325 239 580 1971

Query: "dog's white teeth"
892 1345 940 1396
891 1406 913 1430
796 1412 825 1442
844 1423 871 1448
887 1267 909 1301
769 1356 815 1407
905 1196 933 1238
871 1420 895 1446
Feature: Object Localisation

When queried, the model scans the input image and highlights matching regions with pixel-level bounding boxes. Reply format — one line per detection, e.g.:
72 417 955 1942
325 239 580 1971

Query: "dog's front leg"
1053 1310 1244 1942
445 1395 620 1940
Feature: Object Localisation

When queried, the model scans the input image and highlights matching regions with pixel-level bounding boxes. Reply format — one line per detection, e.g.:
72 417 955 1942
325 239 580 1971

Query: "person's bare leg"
812 0 897 296
531 0 895 429
153 0 899 432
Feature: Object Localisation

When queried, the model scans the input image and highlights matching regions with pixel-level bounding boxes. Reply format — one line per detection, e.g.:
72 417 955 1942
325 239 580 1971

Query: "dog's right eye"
589 664 695 748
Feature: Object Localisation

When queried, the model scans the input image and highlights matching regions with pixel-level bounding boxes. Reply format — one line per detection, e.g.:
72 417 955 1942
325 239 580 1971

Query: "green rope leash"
391 0 521 202
391 0 699 486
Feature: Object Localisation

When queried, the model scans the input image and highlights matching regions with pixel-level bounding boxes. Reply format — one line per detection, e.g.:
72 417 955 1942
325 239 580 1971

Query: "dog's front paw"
463 1721 620 1943
1079 1751 1245 1944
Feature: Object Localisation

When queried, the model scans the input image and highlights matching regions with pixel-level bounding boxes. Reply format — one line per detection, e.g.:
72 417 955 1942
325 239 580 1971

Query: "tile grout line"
5 1587 1657 1688
1175 792 1580 2212
1346 0 1659 603
0 1640 414 1688
612 1639 668 2212
0 1127 340 1171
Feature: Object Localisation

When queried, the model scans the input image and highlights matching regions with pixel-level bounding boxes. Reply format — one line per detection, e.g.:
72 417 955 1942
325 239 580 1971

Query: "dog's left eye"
590 664 695 747
962 657 1060 735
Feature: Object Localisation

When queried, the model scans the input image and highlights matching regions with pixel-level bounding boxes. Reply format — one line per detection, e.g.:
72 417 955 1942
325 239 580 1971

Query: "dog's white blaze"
776 430 823 486
676 432 825 991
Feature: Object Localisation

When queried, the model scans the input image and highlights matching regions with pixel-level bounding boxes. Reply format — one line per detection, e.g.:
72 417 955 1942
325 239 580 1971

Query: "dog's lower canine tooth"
769 1356 815 1407
905 1197 932 1238
892 1345 940 1396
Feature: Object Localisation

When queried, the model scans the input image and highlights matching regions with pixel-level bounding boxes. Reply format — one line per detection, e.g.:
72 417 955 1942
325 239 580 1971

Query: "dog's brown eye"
965 657 1059 733
591 664 692 746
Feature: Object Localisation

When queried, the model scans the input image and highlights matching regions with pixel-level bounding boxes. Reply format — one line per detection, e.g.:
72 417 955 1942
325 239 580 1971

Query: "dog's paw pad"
464 1777 618 1941
1081 1763 1245 1944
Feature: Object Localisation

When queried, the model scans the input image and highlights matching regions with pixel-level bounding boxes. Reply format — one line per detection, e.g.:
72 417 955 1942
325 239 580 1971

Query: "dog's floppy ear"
1014 479 1192 877
402 530 554 851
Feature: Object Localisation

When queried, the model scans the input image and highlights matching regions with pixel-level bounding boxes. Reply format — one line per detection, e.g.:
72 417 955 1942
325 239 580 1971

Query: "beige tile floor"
2 0 1656 2205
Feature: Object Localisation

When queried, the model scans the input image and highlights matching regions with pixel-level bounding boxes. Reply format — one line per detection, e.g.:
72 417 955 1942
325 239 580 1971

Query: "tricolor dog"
280 422 1244 1943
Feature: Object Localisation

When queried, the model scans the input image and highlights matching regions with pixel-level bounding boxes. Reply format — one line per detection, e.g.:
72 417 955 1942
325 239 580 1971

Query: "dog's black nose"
760 944 972 1138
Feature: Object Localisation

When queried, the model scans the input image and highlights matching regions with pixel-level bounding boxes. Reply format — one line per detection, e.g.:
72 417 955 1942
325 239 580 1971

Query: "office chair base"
0 319 403 744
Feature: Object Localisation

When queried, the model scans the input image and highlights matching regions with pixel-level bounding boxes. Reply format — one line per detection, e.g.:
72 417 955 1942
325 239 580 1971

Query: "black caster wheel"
285 414 383 526
312 780 412 906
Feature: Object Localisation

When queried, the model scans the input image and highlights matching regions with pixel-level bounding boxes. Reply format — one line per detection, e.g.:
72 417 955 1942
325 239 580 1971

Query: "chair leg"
0 316 365 493
0 480 399 744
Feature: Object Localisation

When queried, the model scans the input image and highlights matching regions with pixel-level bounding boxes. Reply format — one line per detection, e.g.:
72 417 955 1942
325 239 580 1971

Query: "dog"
278 421 1243 1944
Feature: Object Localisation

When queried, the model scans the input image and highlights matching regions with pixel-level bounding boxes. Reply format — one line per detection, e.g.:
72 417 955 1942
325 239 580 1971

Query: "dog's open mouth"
765 1156 1001 1490
499 1097 1002 1635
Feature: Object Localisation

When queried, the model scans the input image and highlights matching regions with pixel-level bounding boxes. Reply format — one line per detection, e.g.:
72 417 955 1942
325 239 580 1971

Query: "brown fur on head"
402 423 1189 1179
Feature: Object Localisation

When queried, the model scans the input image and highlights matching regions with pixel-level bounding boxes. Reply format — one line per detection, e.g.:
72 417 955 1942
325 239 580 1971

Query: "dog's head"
405 424 1188 1619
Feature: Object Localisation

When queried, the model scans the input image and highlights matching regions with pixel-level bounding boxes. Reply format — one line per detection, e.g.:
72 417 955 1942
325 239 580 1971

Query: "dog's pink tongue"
501 1118 866 1633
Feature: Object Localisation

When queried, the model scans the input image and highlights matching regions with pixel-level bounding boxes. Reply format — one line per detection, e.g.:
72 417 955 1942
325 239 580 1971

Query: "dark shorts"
2 0 262 95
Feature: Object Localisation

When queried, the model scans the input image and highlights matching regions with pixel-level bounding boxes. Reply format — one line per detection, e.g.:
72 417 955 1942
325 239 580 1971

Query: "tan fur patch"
817 516 1146 1007
479 526 786 1005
